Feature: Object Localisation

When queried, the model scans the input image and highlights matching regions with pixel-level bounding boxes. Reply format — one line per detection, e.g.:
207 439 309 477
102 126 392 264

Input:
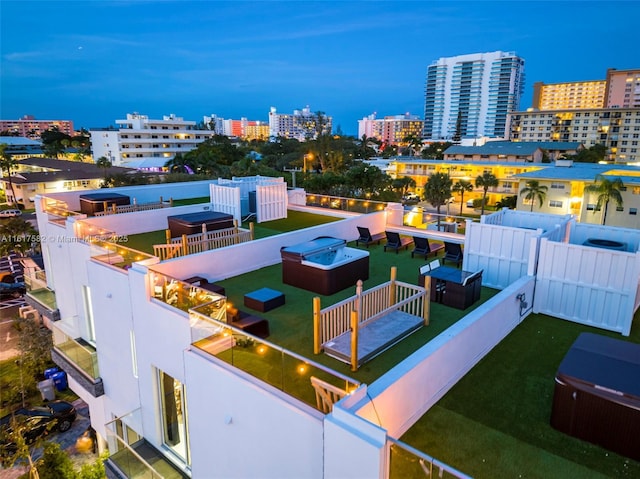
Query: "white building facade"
268 106 332 141
90 113 216 170
423 51 525 141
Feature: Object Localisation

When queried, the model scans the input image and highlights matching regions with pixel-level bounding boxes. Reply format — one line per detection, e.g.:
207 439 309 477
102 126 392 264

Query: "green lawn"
400 313 640 479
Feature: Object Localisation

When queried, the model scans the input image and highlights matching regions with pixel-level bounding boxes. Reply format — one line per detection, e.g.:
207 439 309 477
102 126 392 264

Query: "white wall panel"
534 238 640 335
256 181 287 223
465 220 539 289
210 183 241 222
185 351 324 479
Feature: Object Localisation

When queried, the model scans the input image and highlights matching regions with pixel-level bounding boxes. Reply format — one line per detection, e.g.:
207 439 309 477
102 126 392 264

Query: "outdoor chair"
443 242 463 267
384 231 413 253
411 236 445 259
355 226 385 248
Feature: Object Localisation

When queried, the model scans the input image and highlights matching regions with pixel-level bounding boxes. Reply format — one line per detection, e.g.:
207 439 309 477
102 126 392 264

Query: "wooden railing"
94 201 171 216
153 226 253 260
313 267 428 359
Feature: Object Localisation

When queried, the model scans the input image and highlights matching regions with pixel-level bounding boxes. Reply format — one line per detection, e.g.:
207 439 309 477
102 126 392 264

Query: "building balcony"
51 321 104 397
105 410 188 479
23 266 61 323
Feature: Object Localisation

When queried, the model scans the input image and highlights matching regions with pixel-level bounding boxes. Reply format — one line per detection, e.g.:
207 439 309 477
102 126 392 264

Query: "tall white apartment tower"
423 51 525 141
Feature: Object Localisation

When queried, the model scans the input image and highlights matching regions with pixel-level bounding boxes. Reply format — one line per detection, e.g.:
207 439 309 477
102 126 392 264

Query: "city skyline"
1 1 639 136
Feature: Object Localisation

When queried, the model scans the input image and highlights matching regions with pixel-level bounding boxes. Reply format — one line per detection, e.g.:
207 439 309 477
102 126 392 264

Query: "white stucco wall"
185 351 324 479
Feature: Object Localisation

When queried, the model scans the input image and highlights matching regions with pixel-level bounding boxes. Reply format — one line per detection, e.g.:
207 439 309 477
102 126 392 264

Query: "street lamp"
304 153 313 172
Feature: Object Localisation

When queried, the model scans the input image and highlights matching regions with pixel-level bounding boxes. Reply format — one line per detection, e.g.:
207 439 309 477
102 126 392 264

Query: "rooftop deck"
211 240 495 386
400 312 640 479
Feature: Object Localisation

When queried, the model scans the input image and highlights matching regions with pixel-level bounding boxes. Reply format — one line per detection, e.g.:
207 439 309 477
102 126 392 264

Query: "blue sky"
1 1 639 136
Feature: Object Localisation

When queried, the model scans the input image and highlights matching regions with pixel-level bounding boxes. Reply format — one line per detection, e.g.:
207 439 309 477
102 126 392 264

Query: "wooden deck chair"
310 376 348 413
443 242 463 266
384 231 413 253
411 237 445 259
355 226 385 248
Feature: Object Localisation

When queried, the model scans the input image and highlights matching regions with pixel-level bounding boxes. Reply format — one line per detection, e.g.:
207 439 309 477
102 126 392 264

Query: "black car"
0 400 77 452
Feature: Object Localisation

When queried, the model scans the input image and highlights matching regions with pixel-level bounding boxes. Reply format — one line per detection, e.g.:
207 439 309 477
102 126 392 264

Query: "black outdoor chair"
411 237 445 259
355 226 385 248
384 231 413 253
443 242 464 267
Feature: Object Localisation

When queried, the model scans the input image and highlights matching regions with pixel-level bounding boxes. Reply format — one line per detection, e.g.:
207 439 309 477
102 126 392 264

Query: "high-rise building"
423 51 525 141
530 68 640 111
508 107 640 163
531 80 607 110
0 115 74 139
605 68 640 108
268 106 332 141
357 113 424 145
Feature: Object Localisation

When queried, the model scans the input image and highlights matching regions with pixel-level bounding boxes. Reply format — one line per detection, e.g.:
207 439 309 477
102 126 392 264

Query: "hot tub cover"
281 237 346 259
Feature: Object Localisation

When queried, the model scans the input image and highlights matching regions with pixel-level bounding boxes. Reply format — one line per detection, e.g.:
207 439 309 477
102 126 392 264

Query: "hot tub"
167 211 234 237
79 193 130 215
281 237 369 295
583 238 628 251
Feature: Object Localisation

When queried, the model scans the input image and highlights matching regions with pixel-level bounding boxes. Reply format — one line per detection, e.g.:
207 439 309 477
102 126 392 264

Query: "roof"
444 142 543 156
0 137 42 146
514 162 640 184
121 158 169 169
488 140 583 151
2 157 135 183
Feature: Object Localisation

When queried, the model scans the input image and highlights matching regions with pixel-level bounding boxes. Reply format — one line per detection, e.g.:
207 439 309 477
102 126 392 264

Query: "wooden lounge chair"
384 231 413 253
310 376 348 413
443 242 464 267
355 226 385 248
411 237 445 259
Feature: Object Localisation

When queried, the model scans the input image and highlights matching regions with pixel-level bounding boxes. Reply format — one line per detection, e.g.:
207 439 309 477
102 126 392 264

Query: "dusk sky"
1 1 639 136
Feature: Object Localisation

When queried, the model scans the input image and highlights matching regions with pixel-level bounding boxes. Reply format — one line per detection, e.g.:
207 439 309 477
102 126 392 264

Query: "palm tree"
452 179 473 215
584 174 624 225
475 172 499 216
95 156 112 185
403 135 423 157
519 180 549 212
423 172 453 228
0 143 19 206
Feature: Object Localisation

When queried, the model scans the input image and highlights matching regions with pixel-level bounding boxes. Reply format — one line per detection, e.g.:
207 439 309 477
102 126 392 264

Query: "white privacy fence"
568 221 640 252
466 210 573 289
534 237 640 336
211 176 287 223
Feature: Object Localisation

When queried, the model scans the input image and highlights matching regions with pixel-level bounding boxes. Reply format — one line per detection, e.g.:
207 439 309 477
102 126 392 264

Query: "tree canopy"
519 180 548 212
475 172 499 216
423 172 453 226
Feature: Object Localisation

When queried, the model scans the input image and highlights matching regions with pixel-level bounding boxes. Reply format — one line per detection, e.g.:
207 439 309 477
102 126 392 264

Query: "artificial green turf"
125 210 342 254
215 241 494 386
400 313 640 479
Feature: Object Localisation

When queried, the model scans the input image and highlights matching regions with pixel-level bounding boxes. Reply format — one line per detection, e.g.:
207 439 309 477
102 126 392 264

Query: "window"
630 208 637 215
616 206 624 212
549 200 563 208
550 182 565 189
586 203 600 211
158 371 190 463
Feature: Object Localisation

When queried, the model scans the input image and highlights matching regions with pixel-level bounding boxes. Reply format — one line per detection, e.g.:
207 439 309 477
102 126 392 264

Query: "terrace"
37 190 640 478
399 312 640 479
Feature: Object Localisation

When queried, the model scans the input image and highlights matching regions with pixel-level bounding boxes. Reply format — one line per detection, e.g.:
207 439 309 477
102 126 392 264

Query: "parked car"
0 209 21 218
0 401 77 454
402 193 421 205
0 272 25 300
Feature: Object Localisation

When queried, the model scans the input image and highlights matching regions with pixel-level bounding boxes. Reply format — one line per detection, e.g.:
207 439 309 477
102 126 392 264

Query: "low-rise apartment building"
90 113 217 170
